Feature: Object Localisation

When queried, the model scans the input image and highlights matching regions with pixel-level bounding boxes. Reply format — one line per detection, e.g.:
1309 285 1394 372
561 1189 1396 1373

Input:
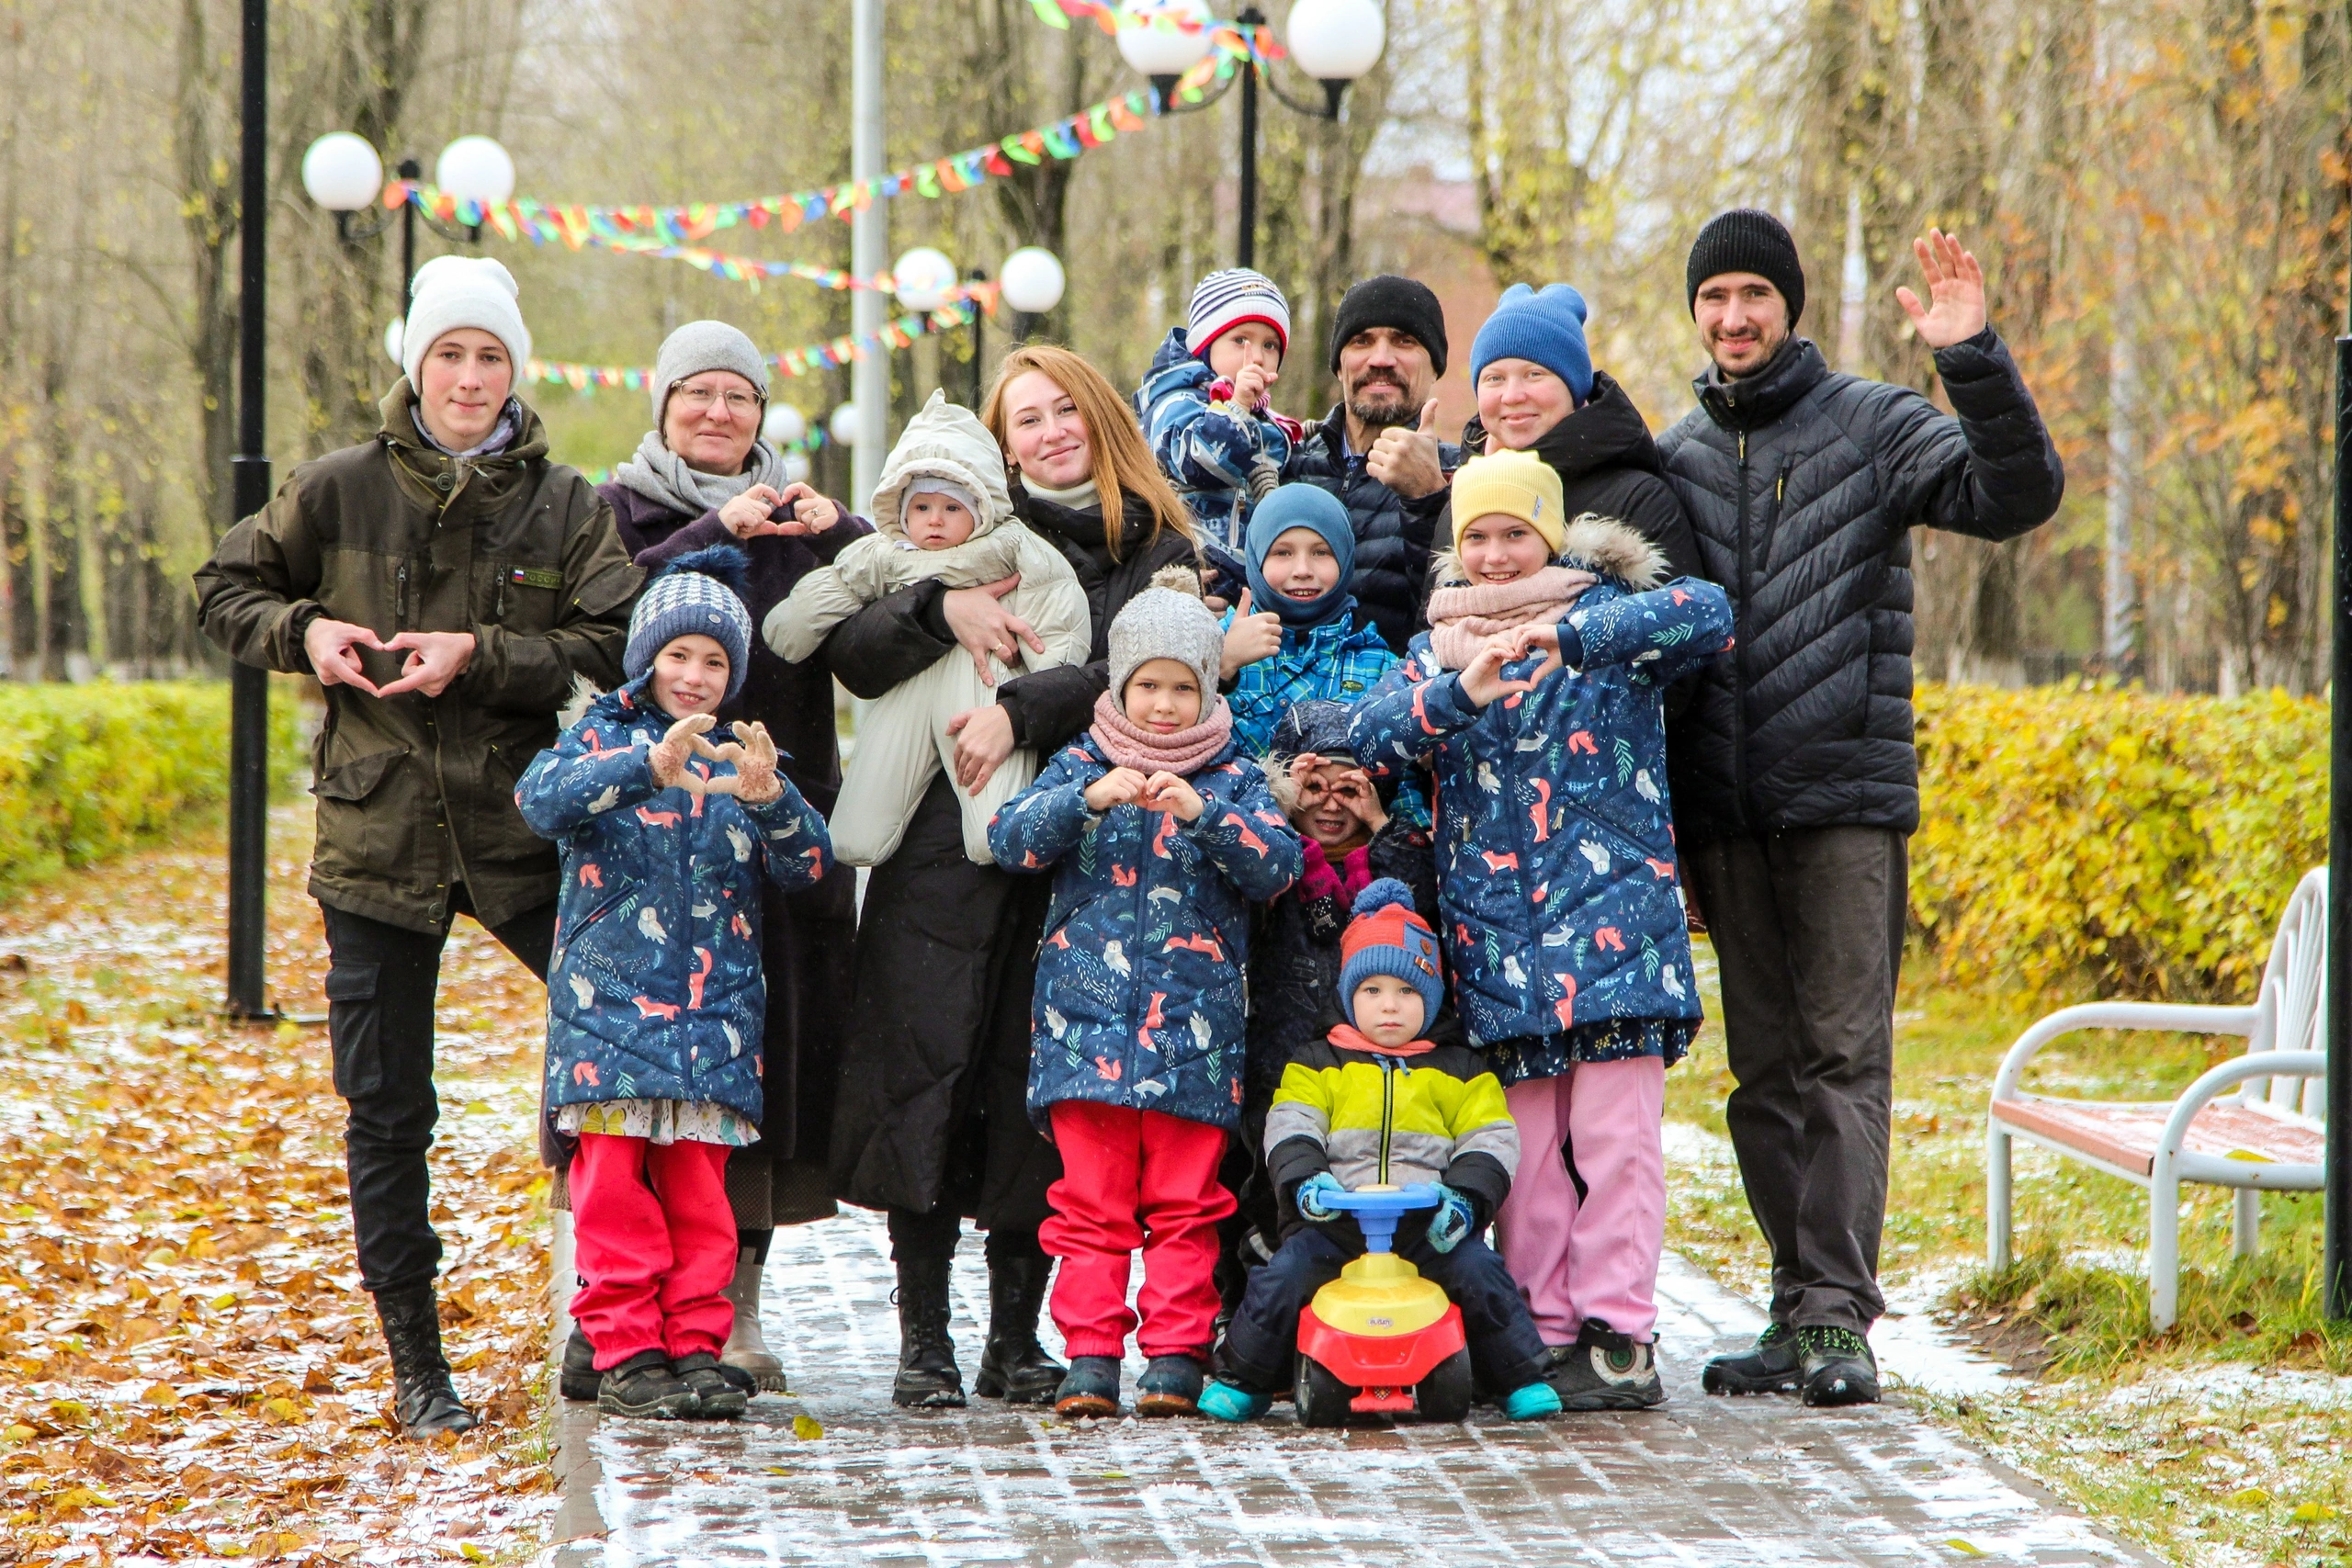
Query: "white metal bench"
1985 866 2327 1330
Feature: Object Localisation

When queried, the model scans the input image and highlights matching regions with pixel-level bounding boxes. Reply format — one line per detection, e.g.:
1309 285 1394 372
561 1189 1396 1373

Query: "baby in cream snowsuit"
766 389 1090 865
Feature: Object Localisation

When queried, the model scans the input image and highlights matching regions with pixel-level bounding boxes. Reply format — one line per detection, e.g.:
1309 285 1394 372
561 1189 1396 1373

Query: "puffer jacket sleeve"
1263 1057 1336 1207
1349 646 1483 774
1012 533 1096 670
1558 577 1735 686
1145 359 1294 499
514 720 662 840
740 780 833 892
1431 1066 1518 1225
192 474 327 674
1617 470 1705 584
1183 762 1303 902
986 744 1099 871
468 478 641 712
819 581 956 696
763 558 870 663
1874 326 2066 544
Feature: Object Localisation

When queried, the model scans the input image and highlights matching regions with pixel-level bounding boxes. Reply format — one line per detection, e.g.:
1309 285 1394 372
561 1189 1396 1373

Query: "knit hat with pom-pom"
1338 877 1445 1027
1107 563 1227 701
624 545 753 701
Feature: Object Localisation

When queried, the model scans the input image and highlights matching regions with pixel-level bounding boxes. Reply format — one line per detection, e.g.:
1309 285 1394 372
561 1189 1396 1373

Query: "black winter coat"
1656 332 2065 843
1455 370 1702 582
1283 406 1463 654
816 489 1197 1220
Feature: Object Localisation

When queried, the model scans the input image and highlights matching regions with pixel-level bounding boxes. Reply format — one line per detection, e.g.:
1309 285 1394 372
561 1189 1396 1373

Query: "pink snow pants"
1042 1101 1235 1360
570 1133 739 1371
1495 1058 1668 1344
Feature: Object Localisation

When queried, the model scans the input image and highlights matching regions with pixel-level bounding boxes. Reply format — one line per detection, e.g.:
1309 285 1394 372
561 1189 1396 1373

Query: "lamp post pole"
2326 288 2351 1321
849 0 886 512
225 0 272 1019
398 158 421 305
1235 5 1262 268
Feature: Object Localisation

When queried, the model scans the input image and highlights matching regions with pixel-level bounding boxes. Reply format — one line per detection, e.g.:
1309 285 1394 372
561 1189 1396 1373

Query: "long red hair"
982 344 1192 560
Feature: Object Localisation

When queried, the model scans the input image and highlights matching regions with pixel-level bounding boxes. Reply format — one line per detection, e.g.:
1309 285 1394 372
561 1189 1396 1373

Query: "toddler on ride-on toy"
1199 881 1560 1423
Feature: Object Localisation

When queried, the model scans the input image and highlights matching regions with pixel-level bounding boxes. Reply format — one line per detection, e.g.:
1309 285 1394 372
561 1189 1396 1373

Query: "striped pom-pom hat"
1184 267 1292 360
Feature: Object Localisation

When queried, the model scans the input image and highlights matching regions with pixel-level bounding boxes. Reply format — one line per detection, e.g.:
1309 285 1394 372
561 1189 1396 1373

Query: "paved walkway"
544 1210 2151 1567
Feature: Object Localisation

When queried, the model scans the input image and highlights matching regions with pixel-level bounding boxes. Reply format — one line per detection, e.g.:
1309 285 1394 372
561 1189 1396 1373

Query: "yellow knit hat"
1449 449 1565 554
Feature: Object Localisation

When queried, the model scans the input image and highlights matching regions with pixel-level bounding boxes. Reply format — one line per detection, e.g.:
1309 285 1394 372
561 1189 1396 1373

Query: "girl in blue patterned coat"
989 567 1303 1420
1351 451 1733 1411
519 549 833 1421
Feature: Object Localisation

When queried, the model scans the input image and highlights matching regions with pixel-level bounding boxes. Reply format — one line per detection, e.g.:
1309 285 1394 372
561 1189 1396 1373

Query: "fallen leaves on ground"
0 804 557 1563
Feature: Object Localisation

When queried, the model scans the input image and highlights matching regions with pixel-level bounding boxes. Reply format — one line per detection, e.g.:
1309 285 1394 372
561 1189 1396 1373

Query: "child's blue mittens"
1197 1380 1272 1422
1502 1381 1562 1420
1295 1172 1345 1221
1426 1185 1476 1253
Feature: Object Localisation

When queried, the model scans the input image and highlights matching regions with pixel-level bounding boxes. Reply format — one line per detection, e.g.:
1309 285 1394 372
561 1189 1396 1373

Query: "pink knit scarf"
1089 689 1235 775
1426 566 1598 671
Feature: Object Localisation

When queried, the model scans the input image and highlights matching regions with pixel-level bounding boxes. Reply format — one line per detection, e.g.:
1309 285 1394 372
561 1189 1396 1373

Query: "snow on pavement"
546 1210 2153 1566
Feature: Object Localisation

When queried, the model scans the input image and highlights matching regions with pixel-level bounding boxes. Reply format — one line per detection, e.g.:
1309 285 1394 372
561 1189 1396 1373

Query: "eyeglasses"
671 383 763 418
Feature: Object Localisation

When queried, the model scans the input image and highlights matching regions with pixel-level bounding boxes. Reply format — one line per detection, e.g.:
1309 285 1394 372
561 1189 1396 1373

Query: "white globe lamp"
891 246 960 312
829 402 865 447
435 135 516 209
1000 247 1067 316
301 132 384 212
1284 0 1385 83
383 318 405 368
781 452 812 486
763 403 808 449
1115 0 1216 81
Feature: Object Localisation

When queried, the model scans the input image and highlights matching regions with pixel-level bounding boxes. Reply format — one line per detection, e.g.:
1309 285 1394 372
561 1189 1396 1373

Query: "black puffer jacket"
1656 331 2064 843
1455 370 1702 582
1283 406 1463 654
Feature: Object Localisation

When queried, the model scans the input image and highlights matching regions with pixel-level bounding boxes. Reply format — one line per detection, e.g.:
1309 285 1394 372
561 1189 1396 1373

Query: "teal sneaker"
1501 1380 1562 1420
1196 1379 1272 1422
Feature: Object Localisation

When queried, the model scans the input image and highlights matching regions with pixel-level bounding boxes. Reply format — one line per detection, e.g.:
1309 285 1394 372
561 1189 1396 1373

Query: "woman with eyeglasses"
555 321 870 1400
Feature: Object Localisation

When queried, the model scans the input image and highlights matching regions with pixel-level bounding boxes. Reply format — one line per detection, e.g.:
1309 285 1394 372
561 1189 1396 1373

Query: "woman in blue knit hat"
1453 284 1701 583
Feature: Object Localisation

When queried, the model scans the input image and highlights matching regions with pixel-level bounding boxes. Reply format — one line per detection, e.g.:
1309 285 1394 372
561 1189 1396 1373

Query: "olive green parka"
193 382 641 933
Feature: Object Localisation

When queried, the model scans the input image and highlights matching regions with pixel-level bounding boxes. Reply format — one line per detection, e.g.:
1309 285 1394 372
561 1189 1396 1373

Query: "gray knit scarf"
412 399 521 459
615 430 792 518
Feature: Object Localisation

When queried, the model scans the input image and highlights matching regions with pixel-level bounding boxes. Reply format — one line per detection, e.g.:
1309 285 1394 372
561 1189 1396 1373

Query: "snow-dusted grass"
1661 941 2352 1566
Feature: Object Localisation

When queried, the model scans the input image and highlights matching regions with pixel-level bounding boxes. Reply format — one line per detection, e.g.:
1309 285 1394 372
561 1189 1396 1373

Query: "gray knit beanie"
652 321 770 427
1108 566 1225 701
623 547 754 702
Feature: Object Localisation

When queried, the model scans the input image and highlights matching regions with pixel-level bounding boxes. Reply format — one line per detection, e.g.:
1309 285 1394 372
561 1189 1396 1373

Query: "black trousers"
1216 1226 1549 1395
1683 827 1905 1334
320 891 556 1297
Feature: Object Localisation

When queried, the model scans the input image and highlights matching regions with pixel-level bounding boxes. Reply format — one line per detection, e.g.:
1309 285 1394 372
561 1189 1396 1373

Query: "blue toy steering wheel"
1315 1183 1442 1254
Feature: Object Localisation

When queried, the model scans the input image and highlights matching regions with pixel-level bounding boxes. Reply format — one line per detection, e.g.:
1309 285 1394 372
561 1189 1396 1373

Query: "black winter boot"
1796 1325 1881 1407
974 1250 1064 1404
373 1284 479 1438
560 1325 599 1403
1702 1322 1802 1396
891 1254 967 1409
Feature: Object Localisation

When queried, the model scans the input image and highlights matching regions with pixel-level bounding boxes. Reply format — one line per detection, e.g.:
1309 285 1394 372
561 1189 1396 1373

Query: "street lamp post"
302 131 516 329
2326 280 2351 1322
1115 0 1384 270
226 0 272 1019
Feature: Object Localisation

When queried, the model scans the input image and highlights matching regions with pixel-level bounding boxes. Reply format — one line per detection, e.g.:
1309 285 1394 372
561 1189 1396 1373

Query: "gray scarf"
412 399 522 459
615 429 791 519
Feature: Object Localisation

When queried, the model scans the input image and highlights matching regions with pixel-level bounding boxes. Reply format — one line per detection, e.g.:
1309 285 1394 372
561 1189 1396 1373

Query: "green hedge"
1910 682 2327 1000
0 680 310 898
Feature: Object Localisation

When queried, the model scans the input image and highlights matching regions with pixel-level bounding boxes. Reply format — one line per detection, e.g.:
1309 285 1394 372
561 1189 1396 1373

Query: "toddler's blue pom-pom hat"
623 545 753 701
1338 877 1445 1028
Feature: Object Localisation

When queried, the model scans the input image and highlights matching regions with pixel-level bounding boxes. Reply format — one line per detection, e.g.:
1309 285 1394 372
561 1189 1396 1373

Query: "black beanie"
1685 209 1805 329
1329 275 1449 378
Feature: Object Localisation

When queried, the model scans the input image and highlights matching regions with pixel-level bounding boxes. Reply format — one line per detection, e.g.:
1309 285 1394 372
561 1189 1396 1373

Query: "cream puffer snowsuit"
764 389 1090 865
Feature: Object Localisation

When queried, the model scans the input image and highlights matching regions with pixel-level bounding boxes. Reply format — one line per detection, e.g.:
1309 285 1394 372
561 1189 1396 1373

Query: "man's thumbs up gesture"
1365 397 1448 501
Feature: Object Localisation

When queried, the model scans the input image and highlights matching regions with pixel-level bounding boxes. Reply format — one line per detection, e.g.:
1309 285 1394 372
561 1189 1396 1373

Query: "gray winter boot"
719 1246 788 1393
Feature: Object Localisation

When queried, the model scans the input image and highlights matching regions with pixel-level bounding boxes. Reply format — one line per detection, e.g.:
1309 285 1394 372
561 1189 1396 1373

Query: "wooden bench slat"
1993 1097 2325 1179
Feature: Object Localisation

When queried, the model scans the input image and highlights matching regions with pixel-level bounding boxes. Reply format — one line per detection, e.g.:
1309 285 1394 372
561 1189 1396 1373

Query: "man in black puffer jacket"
1283 276 1464 652
1657 212 2064 1409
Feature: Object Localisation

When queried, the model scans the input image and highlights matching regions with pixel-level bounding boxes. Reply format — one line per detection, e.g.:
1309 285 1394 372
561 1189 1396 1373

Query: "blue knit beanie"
623 546 753 702
1243 483 1356 628
1470 283 1595 405
1338 878 1445 1030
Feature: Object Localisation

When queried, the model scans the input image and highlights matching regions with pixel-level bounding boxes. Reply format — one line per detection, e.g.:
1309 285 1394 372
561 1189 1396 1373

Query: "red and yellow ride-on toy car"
1293 1183 1474 1425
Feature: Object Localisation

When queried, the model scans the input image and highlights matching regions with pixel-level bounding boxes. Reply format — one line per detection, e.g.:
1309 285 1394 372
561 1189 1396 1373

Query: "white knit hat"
1108 565 1226 699
401 255 532 388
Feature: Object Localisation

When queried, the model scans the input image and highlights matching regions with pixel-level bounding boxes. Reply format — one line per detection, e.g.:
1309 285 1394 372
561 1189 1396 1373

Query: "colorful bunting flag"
519 298 983 399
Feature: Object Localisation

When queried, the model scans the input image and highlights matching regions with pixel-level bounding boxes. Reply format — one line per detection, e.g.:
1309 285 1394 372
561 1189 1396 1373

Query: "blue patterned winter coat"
518 679 834 1125
988 729 1305 1134
1350 517 1734 1068
1137 326 1297 553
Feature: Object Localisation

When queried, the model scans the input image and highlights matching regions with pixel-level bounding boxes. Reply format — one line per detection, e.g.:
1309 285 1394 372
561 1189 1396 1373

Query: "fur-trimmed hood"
1430 511 1668 593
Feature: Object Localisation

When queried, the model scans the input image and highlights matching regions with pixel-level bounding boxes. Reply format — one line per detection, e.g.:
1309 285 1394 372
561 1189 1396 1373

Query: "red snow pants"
1041 1101 1234 1360
570 1133 738 1371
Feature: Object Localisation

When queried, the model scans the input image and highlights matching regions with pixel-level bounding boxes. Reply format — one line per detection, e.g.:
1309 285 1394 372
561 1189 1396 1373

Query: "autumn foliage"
0 682 305 899
1909 682 2327 999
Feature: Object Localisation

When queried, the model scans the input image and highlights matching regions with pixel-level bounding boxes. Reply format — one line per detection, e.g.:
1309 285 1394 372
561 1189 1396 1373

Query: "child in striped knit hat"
1136 268 1307 563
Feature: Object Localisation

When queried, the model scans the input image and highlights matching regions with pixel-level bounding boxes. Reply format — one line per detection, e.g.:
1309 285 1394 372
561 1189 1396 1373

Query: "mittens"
1295 1172 1345 1222
1426 1185 1476 1254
